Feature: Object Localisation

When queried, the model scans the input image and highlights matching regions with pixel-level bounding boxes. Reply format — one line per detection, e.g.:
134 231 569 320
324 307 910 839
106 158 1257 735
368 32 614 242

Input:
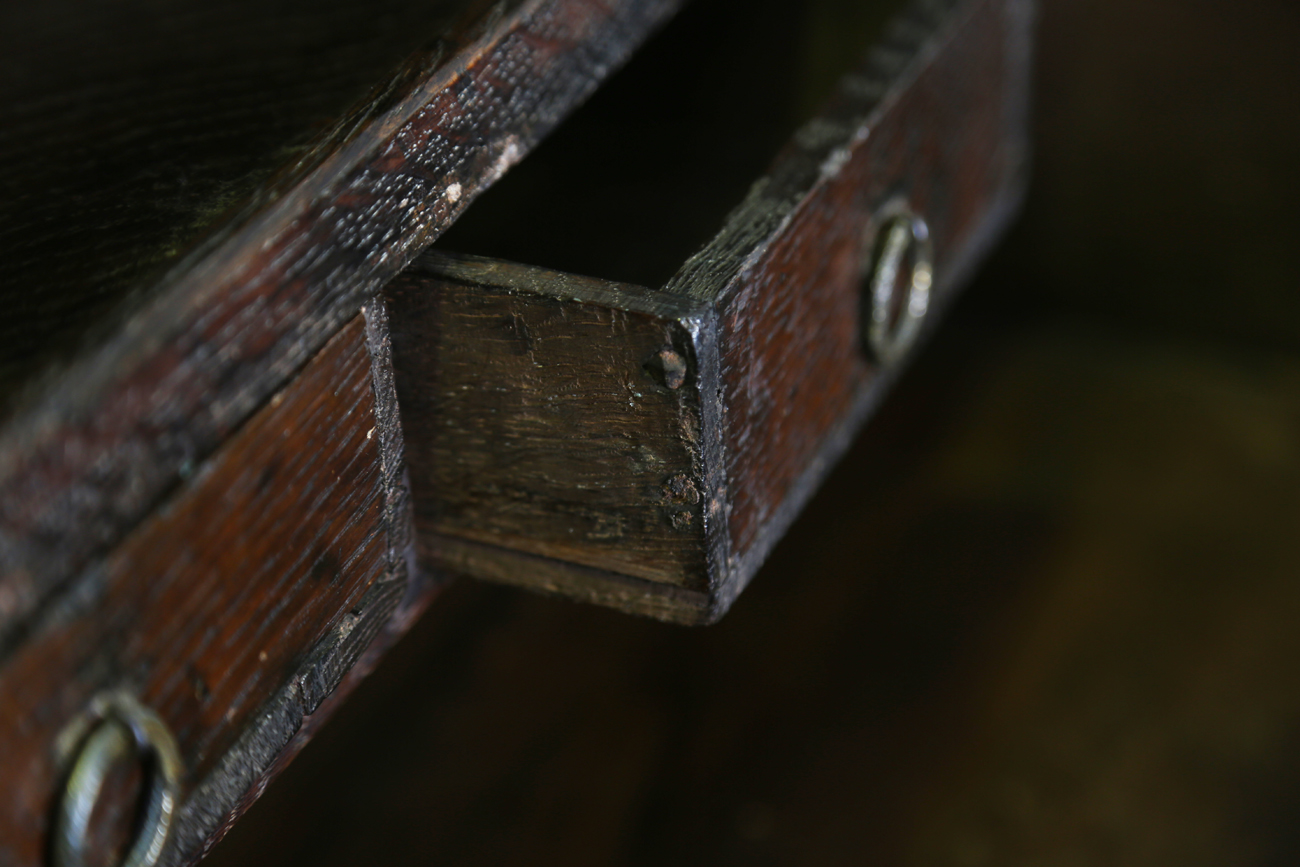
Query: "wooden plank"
387 255 711 595
0 0 684 652
669 0 1033 611
393 0 1030 623
0 314 411 867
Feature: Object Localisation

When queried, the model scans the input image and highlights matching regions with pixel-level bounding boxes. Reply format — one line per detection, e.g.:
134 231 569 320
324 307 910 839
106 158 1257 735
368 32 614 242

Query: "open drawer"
0 0 1029 861
384 0 1031 624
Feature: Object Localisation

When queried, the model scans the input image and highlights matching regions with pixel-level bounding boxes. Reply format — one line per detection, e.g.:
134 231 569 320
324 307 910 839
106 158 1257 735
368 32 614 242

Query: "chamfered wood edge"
422 533 713 625
685 305 732 620
162 300 428 866
0 0 687 653
362 298 414 573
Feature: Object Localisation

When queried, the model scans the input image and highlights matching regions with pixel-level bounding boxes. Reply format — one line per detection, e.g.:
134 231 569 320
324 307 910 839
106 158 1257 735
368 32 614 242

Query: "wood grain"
0 316 406 867
0 0 683 654
388 253 711 596
667 0 1033 611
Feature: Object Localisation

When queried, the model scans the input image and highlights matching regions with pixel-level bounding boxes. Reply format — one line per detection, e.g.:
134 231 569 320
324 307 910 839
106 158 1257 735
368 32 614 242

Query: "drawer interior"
437 0 909 288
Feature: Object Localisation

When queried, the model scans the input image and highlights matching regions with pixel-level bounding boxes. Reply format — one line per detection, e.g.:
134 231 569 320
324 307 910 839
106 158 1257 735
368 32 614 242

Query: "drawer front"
704 0 1030 597
0 312 409 866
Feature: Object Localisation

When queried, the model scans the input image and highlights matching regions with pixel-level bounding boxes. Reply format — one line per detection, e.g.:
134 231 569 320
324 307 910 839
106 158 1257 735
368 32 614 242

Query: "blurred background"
206 0 1300 863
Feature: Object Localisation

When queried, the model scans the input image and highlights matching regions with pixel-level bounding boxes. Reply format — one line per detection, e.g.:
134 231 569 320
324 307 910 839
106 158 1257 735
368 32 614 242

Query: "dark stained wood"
0 0 476 401
0 0 1033 856
667 0 1033 609
387 255 711 604
164 299 423 867
175 542 449 867
390 0 1030 623
0 314 410 867
104 0 1300 861
0 0 684 653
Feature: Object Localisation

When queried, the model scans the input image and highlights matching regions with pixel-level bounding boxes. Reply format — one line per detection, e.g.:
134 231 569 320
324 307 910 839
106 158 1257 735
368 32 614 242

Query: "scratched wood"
0 0 684 654
0 315 410 867
387 253 712 620
395 0 1030 623
666 0 1033 612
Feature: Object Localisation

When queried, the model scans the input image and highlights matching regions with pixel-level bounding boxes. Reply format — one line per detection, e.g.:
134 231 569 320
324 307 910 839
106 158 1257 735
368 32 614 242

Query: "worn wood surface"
162 299 418 867
0 315 409 867
671 0 1032 610
388 254 711 600
395 0 1029 622
0 0 682 653
0 0 1030 856
0 0 471 402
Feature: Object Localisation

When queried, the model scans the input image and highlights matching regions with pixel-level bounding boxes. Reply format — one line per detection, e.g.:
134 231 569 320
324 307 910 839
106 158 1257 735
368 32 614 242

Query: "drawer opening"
435 0 908 289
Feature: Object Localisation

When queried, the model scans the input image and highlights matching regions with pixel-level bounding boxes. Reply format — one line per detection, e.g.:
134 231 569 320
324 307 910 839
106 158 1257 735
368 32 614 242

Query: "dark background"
206 0 1300 863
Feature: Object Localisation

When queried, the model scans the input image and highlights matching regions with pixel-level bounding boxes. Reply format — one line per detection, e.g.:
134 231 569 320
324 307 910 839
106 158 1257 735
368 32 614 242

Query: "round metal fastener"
863 204 934 365
54 692 182 867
